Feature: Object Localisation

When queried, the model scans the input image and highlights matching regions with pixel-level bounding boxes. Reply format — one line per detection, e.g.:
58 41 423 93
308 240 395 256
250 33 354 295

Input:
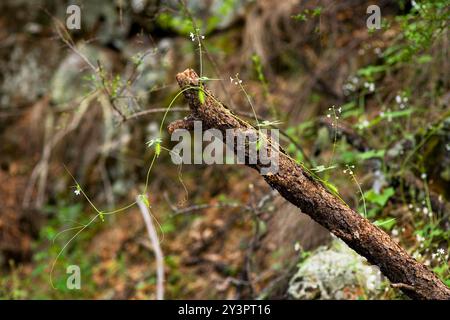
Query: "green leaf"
291 13 307 21
381 109 413 119
357 65 387 78
146 138 162 157
256 130 263 151
311 165 337 173
198 85 205 104
139 194 150 208
257 120 283 127
198 76 220 81
358 149 385 160
161 221 175 233
373 218 396 230
155 142 161 157
417 54 432 64
365 187 395 206
256 138 262 151
323 180 339 195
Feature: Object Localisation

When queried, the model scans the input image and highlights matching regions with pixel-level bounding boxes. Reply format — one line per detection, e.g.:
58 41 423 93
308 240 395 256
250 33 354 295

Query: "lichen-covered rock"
0 47 48 108
288 239 383 299
50 43 113 105
119 37 173 112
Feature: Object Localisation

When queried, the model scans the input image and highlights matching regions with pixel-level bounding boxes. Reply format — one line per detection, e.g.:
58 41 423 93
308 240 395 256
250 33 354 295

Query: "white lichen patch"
288 240 383 299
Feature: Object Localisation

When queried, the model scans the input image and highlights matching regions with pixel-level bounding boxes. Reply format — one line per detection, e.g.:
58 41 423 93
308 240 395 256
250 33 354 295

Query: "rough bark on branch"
169 68 450 300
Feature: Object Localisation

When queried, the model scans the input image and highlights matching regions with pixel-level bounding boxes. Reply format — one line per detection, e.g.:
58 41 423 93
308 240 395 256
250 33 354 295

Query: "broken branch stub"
169 68 450 300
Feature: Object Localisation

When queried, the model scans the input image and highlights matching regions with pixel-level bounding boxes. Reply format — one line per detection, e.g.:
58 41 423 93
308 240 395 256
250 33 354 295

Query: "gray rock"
288 239 383 299
1 47 48 108
50 43 111 105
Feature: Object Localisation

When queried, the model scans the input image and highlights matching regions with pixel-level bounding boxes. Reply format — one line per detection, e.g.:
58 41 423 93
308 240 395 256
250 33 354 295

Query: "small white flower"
364 82 375 92
74 189 81 196
413 251 422 259
422 207 429 215
343 83 355 92
230 76 233 83
392 229 399 237
343 165 355 175
420 173 427 180
294 242 301 252
189 32 195 41
437 248 445 255
395 95 402 104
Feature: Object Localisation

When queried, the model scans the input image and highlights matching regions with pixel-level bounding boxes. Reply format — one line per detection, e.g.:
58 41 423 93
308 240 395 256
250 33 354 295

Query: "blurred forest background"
0 0 449 299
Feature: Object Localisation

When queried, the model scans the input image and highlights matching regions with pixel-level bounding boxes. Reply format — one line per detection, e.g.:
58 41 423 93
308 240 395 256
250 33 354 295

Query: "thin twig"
125 107 189 121
164 194 252 216
136 197 165 300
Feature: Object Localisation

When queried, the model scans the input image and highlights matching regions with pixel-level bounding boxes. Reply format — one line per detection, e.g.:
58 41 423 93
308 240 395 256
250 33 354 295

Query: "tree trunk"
168 68 450 300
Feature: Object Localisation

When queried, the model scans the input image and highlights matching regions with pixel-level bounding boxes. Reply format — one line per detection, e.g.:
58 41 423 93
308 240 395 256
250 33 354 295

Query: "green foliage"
373 218 396 231
252 54 269 94
291 6 323 21
386 0 449 65
357 65 387 79
156 12 194 35
146 138 162 157
198 84 205 104
365 187 395 207
156 0 240 35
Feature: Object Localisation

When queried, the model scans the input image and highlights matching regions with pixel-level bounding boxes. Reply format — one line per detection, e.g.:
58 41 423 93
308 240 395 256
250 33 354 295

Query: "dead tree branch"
168 68 450 300
136 197 165 300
